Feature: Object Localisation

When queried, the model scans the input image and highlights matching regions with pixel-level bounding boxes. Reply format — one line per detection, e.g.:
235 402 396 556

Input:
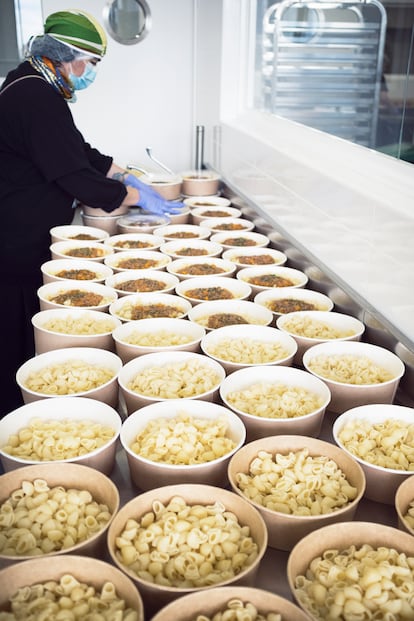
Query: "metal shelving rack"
262 0 387 146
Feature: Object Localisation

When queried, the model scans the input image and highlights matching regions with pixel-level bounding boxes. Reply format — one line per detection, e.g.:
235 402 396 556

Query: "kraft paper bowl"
166 256 237 281
41 258 113 285
109 292 192 323
103 232 165 252
181 170 221 196
104 249 171 273
187 299 274 331
37 280 118 312
105 269 179 297
175 276 252 305
210 231 270 249
254 287 334 323
237 265 308 296
159 239 224 259
222 246 287 271
50 224 110 244
50 240 115 263
395 474 414 536
153 223 212 241
191 205 241 225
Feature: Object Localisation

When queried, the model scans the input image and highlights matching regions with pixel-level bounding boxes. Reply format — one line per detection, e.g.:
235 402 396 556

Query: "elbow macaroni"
195 599 282 621
281 315 355 340
226 382 323 418
205 337 289 364
307 354 394 385
23 360 115 395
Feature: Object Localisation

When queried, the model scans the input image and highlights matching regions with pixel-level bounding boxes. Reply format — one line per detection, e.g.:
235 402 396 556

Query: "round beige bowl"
303 340 405 414
200 323 297 373
287 522 414 621
41 258 113 285
118 350 226 414
0 555 144 620
191 205 241 225
201 217 255 234
0 463 119 569
228 435 365 551
37 280 118 312
153 223 211 241
222 246 287 270
237 265 308 296
168 205 191 225
159 239 223 259
175 276 252 305
16 347 123 409
50 224 110 244
151 586 310 621
81 210 125 235
50 239 115 262
82 203 129 217
104 249 172 273
254 287 334 323
109 292 192 323
117 211 170 234
187 299 274 331
166 256 237 280
31 308 121 354
120 399 246 490
276 310 366 365
103 232 165 252
138 173 183 200
0 396 122 474
112 317 206 363
333 403 414 504
210 231 270 249
181 170 221 196
219 365 331 442
107 484 267 617
395 474 414 536
183 195 231 209
105 269 179 297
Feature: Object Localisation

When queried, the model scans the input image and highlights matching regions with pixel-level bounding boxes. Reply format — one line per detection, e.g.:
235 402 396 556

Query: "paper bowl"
187 299 274 331
395 475 414 536
254 287 334 323
50 240 115 262
120 399 246 490
159 239 223 259
237 265 308 296
0 463 119 568
112 317 206 363
287 522 414 621
104 249 171 273
333 403 414 504
183 195 231 209
153 223 211 241
0 555 144 620
107 484 267 616
200 324 297 373
118 351 226 414
168 205 191 225
175 276 252 305
150 586 310 621
50 224 110 244
82 204 129 217
303 340 405 414
0 396 122 474
191 205 241 225
139 173 183 200
109 292 192 323
181 170 221 195
117 212 170 234
222 246 287 271
201 217 255 234
41 258 113 285
105 269 179 297
228 435 365 551
37 280 118 312
210 231 270 249
81 210 126 235
16 347 122 408
166 257 237 280
276 310 365 365
103 233 164 252
219 365 331 441
31 308 121 354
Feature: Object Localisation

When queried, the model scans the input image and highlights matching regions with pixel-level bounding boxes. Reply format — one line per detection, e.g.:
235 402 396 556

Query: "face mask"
69 62 97 91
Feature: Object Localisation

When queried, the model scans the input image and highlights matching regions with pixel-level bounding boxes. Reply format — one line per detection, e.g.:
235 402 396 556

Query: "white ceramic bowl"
109 292 192 323
237 265 308 296
116 211 170 234
222 246 287 270
16 347 123 408
153 223 211 241
40 258 113 285
190 205 241 225
103 249 171 273
139 173 183 200
118 351 226 414
175 276 252 305
276 310 366 365
181 170 221 196
120 399 246 490
333 403 414 504
210 231 270 249
0 396 122 474
200 324 297 373
112 317 206 363
166 256 237 280
50 224 110 244
37 280 118 312
219 365 331 441
159 239 223 259
183 195 231 209
81 210 126 235
228 435 365 550
103 233 164 252
31 308 121 354
201 217 255 234
303 340 405 414
187 299 274 331
254 287 334 323
105 269 179 297
50 240 115 262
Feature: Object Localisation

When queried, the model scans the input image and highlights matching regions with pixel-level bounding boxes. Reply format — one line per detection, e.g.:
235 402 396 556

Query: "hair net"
27 34 84 62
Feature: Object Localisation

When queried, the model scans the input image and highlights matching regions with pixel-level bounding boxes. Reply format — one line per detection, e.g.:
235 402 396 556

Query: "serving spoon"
145 146 175 176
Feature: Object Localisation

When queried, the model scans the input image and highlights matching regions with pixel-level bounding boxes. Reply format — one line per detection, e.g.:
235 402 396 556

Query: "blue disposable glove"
125 174 184 216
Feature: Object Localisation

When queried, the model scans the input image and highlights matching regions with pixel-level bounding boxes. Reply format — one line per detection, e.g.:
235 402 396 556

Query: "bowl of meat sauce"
37 281 118 312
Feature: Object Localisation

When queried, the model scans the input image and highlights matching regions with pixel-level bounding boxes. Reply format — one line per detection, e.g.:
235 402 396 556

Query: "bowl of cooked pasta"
227 434 365 551
333 403 414 504
105 268 180 297
0 554 144 620
106 483 268 618
0 462 119 568
286 521 414 621
303 340 406 414
49 224 110 244
15 347 123 409
112 317 206 363
117 350 226 415
159 238 224 259
0 396 122 474
395 475 414 537
175 275 252 305
104 249 172 273
119 399 246 490
219 365 331 442
108 292 192 323
31 308 121 354
103 232 165 253
190 204 241 225
41 258 114 285
221 246 287 271
166 256 237 281
187 299 274 332
37 280 118 312
254 287 334 324
236 265 308 297
150 585 310 621
50 240 115 263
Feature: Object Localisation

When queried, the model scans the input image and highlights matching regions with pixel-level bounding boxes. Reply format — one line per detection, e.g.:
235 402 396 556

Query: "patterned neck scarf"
28 55 74 100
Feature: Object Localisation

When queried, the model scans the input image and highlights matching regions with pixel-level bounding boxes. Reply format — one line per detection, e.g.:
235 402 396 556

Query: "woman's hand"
125 174 184 215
